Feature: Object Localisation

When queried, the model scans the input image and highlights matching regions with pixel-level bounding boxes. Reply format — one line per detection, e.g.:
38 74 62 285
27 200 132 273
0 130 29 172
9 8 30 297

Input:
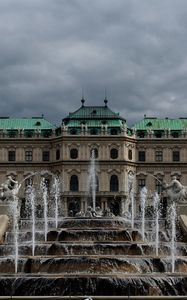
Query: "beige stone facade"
0 106 186 217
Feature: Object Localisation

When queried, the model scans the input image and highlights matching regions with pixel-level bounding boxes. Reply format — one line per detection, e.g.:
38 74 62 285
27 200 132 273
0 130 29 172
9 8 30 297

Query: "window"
8 130 17 138
128 149 132 160
110 128 118 135
24 130 34 138
25 150 33 162
110 148 118 159
154 130 163 138
90 148 98 158
137 130 146 138
42 151 50 161
171 131 180 138
110 175 119 192
90 128 98 135
8 150 16 162
173 151 180 162
70 175 79 191
155 150 163 162
42 130 52 138
56 149 60 160
70 129 77 135
155 178 163 194
138 178 146 191
70 148 78 159
138 151 145 161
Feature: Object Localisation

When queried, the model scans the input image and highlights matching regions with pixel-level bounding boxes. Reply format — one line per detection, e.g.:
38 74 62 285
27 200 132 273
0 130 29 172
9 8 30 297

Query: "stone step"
0 274 186 296
1 242 187 257
0 256 187 274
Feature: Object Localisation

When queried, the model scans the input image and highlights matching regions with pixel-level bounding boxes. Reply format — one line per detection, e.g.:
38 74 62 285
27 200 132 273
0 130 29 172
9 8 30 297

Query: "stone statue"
163 176 187 203
0 176 21 201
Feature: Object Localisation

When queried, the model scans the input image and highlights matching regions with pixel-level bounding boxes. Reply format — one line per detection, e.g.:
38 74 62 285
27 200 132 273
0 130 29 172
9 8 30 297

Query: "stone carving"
0 176 20 201
75 206 114 218
163 176 187 203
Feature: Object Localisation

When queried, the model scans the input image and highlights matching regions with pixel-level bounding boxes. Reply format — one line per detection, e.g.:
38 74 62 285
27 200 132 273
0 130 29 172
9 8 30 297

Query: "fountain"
52 176 60 229
153 192 160 256
26 184 36 256
140 186 147 241
170 202 177 273
87 149 97 211
0 173 187 296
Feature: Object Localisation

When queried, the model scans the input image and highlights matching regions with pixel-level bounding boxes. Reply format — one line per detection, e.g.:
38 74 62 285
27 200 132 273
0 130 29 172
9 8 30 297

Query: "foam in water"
40 178 48 242
140 186 147 241
87 150 97 211
153 192 160 256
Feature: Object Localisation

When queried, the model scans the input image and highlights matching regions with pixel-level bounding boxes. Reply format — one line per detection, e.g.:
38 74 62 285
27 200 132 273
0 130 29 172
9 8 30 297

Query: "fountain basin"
0 275 186 296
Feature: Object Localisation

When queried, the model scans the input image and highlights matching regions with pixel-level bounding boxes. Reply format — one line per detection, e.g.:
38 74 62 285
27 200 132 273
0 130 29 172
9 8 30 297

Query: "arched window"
56 149 60 160
70 175 79 191
110 148 118 159
70 148 78 159
110 175 119 192
128 149 132 160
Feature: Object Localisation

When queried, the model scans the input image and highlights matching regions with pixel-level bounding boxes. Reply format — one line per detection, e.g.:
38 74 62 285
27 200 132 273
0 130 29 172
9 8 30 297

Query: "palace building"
0 99 186 216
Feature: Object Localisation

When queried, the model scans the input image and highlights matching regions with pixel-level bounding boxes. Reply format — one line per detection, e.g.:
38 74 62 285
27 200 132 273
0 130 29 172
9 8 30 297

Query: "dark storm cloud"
0 0 187 125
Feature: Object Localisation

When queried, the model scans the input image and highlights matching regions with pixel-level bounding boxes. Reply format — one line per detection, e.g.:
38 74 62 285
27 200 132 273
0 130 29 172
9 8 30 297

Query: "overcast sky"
0 0 187 126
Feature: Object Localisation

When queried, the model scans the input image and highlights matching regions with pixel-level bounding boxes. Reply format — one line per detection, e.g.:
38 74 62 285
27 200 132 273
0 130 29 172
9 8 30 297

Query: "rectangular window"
138 151 146 161
42 151 50 161
25 150 33 162
173 151 180 162
8 150 16 162
155 150 163 162
138 178 145 191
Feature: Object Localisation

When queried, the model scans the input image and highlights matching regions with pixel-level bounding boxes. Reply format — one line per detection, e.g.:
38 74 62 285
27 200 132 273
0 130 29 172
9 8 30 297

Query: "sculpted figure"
163 176 187 203
0 176 20 201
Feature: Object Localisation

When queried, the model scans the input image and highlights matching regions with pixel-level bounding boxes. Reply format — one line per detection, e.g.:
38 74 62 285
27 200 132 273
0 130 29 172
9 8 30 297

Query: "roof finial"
81 87 85 107
104 88 108 107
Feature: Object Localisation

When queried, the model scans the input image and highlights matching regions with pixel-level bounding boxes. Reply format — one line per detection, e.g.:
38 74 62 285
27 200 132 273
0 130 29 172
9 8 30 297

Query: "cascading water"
40 178 48 242
13 197 19 273
1 171 187 296
26 184 36 256
52 176 60 228
88 150 97 211
140 187 147 241
128 171 135 228
170 202 177 273
153 192 160 256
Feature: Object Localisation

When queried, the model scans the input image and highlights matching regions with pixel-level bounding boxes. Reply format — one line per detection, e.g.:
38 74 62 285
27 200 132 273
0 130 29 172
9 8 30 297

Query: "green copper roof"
68 105 122 119
133 117 187 130
0 117 55 130
63 104 126 128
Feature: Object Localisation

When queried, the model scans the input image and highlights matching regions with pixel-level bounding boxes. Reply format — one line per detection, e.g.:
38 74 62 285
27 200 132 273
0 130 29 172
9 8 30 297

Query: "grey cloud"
0 0 187 125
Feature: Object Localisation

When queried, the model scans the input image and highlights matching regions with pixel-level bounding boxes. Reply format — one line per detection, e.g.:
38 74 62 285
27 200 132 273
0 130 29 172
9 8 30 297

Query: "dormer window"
102 120 107 125
35 121 41 126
